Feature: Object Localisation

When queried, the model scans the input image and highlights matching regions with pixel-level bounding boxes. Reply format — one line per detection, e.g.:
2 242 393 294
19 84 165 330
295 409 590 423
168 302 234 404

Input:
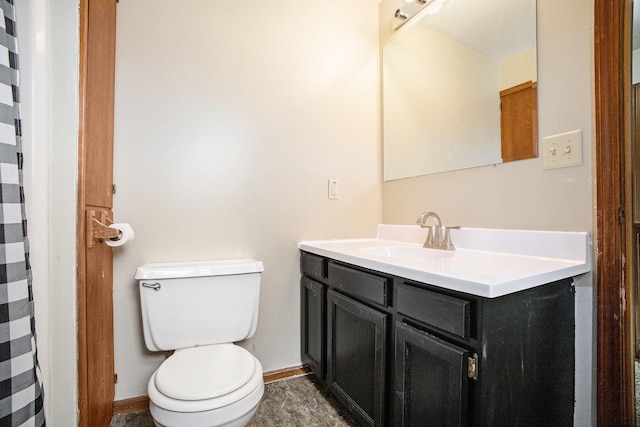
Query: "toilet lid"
154 344 256 401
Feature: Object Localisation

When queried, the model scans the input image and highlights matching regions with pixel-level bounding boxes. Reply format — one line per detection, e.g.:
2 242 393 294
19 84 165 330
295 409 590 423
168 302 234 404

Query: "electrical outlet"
542 130 582 170
328 179 339 200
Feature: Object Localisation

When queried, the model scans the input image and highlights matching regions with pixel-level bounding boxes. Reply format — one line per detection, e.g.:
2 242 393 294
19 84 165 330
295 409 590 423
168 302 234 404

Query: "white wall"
112 0 381 400
17 0 80 425
380 0 595 425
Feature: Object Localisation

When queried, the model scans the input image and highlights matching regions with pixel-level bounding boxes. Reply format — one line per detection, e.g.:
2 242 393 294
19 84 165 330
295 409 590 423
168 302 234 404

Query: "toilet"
135 259 265 427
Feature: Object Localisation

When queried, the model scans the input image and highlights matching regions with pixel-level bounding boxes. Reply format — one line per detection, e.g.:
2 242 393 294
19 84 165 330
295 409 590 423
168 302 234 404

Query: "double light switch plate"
542 130 582 170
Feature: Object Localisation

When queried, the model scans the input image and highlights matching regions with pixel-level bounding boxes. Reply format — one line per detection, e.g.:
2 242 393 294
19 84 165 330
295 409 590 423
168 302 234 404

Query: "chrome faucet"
416 211 459 250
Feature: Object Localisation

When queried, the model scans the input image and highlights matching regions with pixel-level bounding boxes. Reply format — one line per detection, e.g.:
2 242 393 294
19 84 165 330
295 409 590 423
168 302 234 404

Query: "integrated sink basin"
298 224 592 298
359 245 453 260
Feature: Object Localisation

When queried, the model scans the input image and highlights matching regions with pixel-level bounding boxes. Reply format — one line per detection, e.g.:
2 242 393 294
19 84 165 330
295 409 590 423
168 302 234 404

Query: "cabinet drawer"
328 262 388 307
301 252 325 280
396 283 471 338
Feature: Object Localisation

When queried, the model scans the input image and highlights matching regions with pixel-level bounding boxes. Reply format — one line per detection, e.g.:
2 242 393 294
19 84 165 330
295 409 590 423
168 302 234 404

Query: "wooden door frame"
594 0 635 425
77 0 117 425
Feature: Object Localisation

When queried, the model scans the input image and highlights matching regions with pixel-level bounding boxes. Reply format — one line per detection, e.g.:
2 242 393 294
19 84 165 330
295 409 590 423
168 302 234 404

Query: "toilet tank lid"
134 259 264 280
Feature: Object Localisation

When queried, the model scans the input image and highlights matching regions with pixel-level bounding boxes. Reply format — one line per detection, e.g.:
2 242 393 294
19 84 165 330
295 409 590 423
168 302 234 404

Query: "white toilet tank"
135 259 263 352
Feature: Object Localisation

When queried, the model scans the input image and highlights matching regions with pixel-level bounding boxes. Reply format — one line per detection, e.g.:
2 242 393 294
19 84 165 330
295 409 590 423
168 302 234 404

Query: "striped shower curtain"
0 1 46 426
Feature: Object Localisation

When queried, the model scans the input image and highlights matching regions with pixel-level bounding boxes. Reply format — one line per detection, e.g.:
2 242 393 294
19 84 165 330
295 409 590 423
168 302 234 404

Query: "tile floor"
110 374 358 427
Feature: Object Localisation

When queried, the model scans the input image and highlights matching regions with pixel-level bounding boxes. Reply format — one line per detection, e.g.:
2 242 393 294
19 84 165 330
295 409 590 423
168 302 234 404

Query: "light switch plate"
542 130 582 170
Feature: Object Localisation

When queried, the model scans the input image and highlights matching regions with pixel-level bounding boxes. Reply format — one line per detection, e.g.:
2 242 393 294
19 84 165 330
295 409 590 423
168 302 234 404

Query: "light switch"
542 130 582 170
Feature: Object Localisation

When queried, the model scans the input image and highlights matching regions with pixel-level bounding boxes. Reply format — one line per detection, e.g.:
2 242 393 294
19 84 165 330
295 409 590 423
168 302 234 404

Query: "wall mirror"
382 0 537 181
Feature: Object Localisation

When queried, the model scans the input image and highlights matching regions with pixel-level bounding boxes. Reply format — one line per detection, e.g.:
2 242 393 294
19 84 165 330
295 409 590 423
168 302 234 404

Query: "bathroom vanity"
299 225 591 427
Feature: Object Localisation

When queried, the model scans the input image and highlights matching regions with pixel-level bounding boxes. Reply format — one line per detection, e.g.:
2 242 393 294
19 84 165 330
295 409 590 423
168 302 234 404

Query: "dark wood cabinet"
300 251 575 427
394 322 469 427
327 290 388 427
301 276 325 377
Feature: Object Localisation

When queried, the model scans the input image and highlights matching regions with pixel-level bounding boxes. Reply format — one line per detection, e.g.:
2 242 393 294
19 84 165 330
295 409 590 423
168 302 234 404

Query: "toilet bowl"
148 344 264 427
135 259 265 427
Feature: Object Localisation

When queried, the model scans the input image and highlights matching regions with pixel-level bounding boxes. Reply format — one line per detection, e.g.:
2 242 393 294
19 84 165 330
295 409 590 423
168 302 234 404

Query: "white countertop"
298 225 591 298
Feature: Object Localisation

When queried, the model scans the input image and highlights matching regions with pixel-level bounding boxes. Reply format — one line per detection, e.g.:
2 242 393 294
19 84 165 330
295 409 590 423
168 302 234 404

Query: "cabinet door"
301 277 325 378
395 322 469 427
327 289 388 427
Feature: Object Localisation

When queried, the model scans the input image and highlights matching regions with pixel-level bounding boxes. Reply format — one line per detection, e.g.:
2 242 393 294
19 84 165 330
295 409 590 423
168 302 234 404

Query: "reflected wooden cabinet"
500 81 538 162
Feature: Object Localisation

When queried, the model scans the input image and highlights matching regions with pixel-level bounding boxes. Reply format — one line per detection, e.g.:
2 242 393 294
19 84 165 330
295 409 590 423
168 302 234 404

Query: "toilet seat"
155 344 256 400
148 344 263 413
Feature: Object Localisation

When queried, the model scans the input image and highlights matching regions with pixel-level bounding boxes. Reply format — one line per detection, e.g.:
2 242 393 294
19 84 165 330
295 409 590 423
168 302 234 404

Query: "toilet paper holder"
86 210 119 248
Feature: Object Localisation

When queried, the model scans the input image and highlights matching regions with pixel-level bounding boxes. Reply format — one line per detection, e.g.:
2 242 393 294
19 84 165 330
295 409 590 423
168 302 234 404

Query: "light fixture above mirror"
394 0 449 29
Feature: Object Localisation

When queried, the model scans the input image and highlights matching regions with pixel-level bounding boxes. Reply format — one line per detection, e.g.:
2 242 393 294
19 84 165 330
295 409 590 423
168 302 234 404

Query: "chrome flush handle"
141 282 161 291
